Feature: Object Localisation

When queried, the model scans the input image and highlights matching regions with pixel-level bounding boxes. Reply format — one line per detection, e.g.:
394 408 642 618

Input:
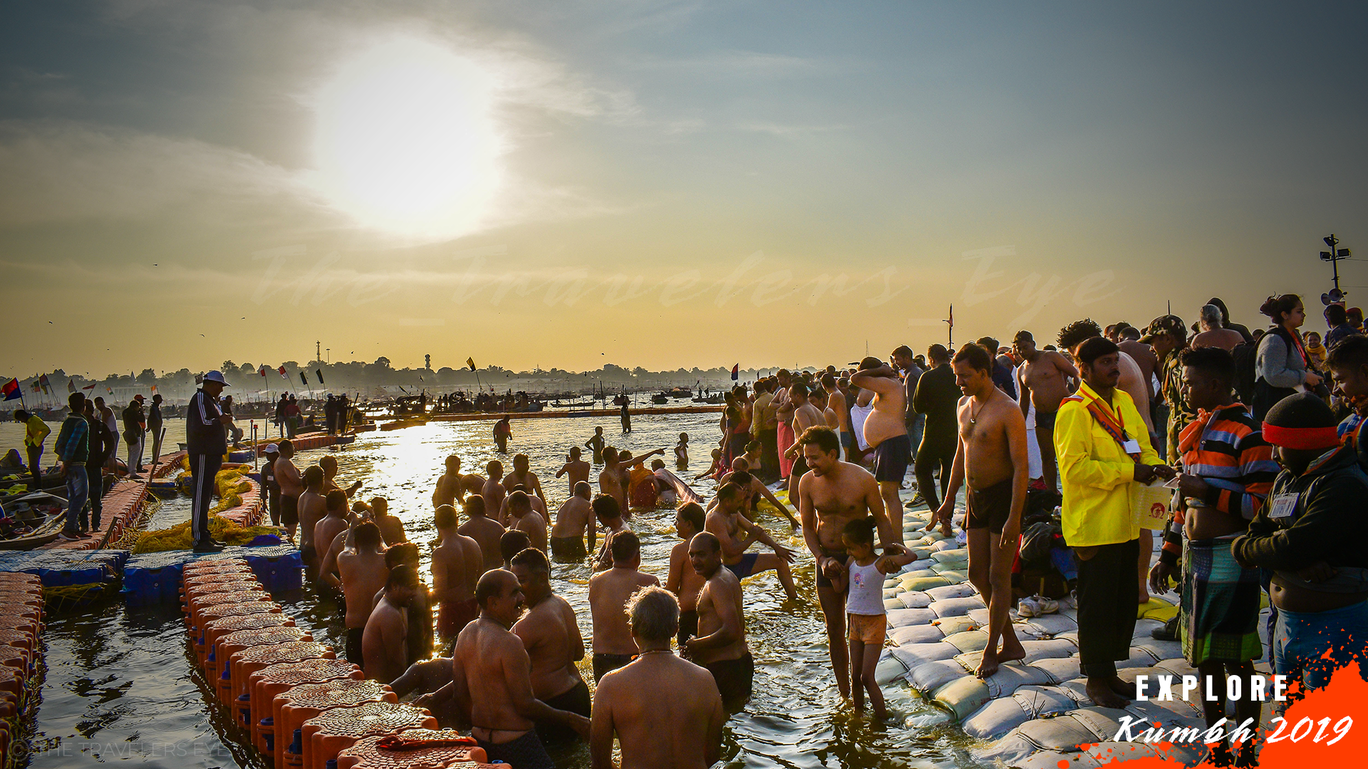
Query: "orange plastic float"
275 679 398 769
249 659 364 760
334 729 490 769
198 612 296 668
298 702 436 769
230 641 334 706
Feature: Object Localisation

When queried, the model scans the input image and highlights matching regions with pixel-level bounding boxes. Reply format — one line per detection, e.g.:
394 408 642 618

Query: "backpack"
1232 340 1258 406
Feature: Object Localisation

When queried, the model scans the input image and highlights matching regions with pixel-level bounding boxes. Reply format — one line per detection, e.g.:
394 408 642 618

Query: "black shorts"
1036 409 1057 430
346 627 364 667
873 434 912 483
791 454 810 483
725 553 760 580
677 609 699 649
549 535 586 560
967 479 1013 534
703 651 754 707
816 546 848 589
593 652 634 682
537 679 591 744
280 495 299 527
476 730 554 769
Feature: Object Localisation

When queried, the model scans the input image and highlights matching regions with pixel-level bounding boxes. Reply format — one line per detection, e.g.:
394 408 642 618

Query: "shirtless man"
713 462 800 528
363 563 419 684
1014 330 1080 491
821 374 852 457
503 454 545 503
313 490 350 567
685 532 752 708
493 416 512 453
297 466 328 569
337 521 389 667
505 490 548 555
850 357 913 541
587 530 659 681
555 447 591 499
796 426 892 698
667 503 709 649
448 570 590 768
591 586 724 769
480 461 506 512
458 495 506 574
1190 303 1245 352
591 495 630 572
932 344 1030 677
433 454 466 509
510 548 590 745
274 440 303 539
598 447 626 512
585 427 606 465
550 481 595 560
704 482 798 601
782 383 827 496
320 454 363 498
1116 325 1159 406
369 496 406 545
433 504 484 641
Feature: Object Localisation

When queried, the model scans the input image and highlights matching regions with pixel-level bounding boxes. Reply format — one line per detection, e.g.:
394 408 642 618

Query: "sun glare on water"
312 38 502 239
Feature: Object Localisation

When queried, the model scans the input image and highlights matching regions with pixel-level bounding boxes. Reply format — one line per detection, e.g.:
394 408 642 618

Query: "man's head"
569 446 582 460
12 410 27 422
688 531 722 577
928 344 951 365
82 401 94 416
354 521 382 550
94 397 105 409
475 568 524 626
486 460 503 479
730 456 749 473
464 494 487 519
500 530 531 565
385 541 419 570
201 370 228 398
264 443 279 462
1326 303 1349 328
435 503 458 531
369 497 388 517
595 426 604 436
610 529 641 568
279 439 295 458
891 345 914 370
507 490 532 517
1076 337 1122 391
592 494 623 527
1262 392 1341 475
976 337 1000 358
821 372 838 392
385 564 419 604
1349 307 1363 328
1198 304 1225 331
602 447 618 466
303 465 324 491
510 547 551 604
1118 325 1142 342
1141 315 1188 357
716 482 745 514
1012 330 1037 360
951 343 994 397
68 392 85 412
789 382 809 404
1326 335 1368 411
513 453 529 473
617 450 633 465
626 586 680 648
777 369 792 387
445 454 461 472
573 480 591 499
1058 319 1104 354
320 455 338 478
675 502 705 539
797 426 841 477
1179 347 1235 413
325 489 348 517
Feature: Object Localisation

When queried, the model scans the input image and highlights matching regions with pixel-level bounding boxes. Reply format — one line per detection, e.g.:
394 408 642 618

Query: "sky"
2 0 1367 379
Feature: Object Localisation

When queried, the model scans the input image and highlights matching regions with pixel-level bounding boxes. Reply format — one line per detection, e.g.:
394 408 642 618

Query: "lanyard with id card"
1268 491 1298 520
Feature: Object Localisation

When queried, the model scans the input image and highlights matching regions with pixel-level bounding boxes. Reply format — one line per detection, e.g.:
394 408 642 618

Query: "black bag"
1019 520 1061 564
1232 341 1258 407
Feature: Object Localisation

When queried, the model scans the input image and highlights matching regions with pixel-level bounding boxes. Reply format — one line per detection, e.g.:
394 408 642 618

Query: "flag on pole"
300 371 308 386
150 384 158 395
731 364 739 381
1 378 19 401
67 379 76 394
948 304 953 329
467 357 477 371
106 386 114 394
277 366 288 381
82 383 96 391
315 369 325 385
259 365 268 378
38 374 51 394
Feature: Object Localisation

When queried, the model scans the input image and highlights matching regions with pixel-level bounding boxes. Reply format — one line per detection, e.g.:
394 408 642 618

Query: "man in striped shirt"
1150 347 1276 767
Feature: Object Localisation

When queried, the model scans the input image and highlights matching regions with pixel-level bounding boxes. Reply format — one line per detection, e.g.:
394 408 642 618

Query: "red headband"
1261 422 1340 451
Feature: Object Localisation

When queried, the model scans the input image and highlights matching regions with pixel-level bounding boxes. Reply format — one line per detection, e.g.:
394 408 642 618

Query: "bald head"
730 457 749 472
476 568 517 608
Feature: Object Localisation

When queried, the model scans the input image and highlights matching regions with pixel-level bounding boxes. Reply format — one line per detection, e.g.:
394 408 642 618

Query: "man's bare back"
556 458 591 497
455 618 538 738
339 550 389 629
432 531 482 606
1191 328 1243 352
513 594 584 701
362 596 408 683
551 496 593 541
588 568 658 657
592 653 723 769
512 511 548 554
460 514 506 574
298 490 326 554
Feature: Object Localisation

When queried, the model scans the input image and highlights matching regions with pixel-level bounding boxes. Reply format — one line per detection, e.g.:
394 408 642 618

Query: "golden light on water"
310 37 503 239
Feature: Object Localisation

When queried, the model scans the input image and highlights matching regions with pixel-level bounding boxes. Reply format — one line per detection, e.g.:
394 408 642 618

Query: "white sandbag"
966 608 991 627
925 583 978 602
933 615 979 635
1022 612 1078 637
890 624 948 646
931 548 969 564
929 596 986 618
889 642 961 670
887 607 937 628
908 659 972 693
1018 638 1078 663
1132 618 1163 641
882 587 899 600
933 569 968 583
962 685 1078 740
933 676 991 720
896 591 932 609
943 629 989 654
906 558 935 572
1030 657 1082 684
936 661 1059 720
977 710 1103 764
930 539 961 552
1017 741 1200 769
1067 706 1127 741
883 598 903 612
1133 640 1183 664
875 652 909 685
900 575 951 592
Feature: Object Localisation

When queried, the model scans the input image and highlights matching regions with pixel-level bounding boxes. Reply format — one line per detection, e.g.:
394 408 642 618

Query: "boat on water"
0 491 69 549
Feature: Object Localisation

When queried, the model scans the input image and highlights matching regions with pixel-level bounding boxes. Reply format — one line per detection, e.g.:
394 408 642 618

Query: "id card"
1268 492 1298 520
1122 439 1141 455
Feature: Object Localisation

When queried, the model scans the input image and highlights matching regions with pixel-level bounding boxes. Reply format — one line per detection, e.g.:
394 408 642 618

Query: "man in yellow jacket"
1055 337 1174 708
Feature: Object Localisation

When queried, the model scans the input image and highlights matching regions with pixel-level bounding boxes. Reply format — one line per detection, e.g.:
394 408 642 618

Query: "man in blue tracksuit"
187 370 234 552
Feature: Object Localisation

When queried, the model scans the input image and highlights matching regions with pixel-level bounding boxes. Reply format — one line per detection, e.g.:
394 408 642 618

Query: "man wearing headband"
1233 392 1368 697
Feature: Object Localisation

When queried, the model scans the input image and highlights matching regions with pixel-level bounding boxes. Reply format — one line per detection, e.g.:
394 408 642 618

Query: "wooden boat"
0 491 69 549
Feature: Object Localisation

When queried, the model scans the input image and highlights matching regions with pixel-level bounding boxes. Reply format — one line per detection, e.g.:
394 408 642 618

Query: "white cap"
264 443 279 454
202 370 229 386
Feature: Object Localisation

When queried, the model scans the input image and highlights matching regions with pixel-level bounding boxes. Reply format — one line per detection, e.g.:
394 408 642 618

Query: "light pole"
1320 234 1353 293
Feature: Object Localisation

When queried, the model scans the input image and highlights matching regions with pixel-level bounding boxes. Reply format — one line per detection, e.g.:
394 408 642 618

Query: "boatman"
14 408 50 493
187 370 233 553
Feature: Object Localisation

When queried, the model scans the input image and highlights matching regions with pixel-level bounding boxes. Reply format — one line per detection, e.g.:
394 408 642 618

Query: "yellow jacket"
1053 381 1159 547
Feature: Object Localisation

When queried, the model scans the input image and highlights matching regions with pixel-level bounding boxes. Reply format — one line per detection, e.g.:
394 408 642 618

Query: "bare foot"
939 524 954 538
924 514 940 532
997 637 1027 665
1086 677 1131 709
976 648 1000 678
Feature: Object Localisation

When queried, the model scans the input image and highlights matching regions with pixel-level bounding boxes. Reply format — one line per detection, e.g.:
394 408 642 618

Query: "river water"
4 414 980 769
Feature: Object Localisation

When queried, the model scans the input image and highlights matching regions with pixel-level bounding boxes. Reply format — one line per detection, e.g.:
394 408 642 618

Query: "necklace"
969 398 985 425
636 649 673 658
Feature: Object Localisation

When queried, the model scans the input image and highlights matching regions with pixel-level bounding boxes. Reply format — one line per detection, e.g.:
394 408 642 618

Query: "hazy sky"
3 1 1366 379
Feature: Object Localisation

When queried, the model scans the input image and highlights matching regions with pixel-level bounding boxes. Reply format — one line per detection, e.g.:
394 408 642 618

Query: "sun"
311 37 503 239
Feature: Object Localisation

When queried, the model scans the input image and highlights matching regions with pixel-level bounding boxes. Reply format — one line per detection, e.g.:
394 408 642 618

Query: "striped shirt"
1161 401 1277 563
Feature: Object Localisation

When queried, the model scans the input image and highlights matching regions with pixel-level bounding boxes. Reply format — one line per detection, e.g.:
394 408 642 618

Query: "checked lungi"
1181 536 1263 665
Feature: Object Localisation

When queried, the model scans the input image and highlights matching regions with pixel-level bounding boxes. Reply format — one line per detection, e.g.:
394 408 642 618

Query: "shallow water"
13 414 981 769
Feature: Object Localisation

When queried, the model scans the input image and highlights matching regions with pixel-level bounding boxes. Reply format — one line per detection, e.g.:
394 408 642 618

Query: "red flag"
82 383 96 391
277 365 288 381
1 378 19 401
67 378 76 394
259 365 268 377
731 363 739 381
